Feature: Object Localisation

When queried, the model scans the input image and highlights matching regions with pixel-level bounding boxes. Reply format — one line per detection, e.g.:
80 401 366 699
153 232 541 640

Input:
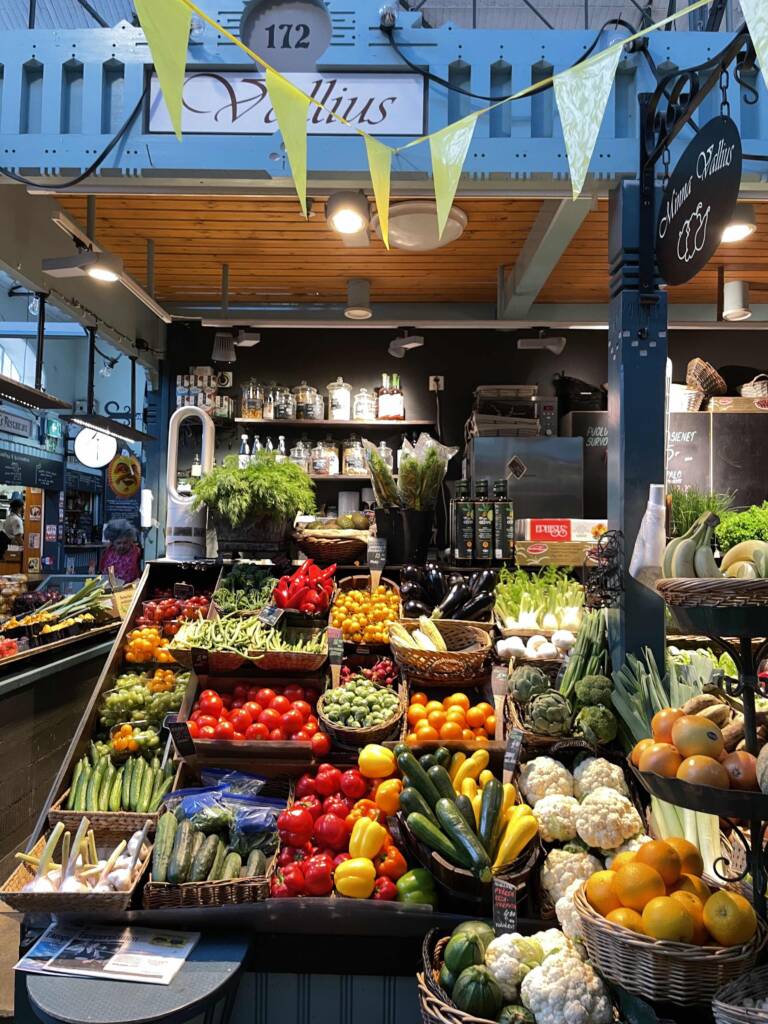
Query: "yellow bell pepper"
478 769 495 789
349 816 388 859
358 744 396 779
493 813 538 871
448 751 466 783
461 778 478 800
334 857 376 898
374 778 402 816
453 749 490 790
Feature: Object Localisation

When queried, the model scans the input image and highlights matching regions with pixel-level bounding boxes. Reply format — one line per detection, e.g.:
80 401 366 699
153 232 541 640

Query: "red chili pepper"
286 585 312 610
373 876 398 901
319 564 337 580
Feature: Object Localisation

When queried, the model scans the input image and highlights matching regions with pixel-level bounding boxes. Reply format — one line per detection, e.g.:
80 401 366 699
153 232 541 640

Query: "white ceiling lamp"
235 330 261 347
326 191 370 235
42 248 123 283
722 280 752 321
344 278 372 320
517 330 567 355
371 200 467 251
722 204 757 244
388 328 425 358
211 331 237 362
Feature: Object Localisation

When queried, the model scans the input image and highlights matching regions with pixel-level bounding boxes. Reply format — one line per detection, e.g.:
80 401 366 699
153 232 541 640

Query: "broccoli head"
574 704 618 745
573 674 612 708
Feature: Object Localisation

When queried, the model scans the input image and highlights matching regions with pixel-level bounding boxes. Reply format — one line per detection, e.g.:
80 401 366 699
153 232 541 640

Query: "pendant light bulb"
723 280 752 322
344 278 372 320
722 203 757 244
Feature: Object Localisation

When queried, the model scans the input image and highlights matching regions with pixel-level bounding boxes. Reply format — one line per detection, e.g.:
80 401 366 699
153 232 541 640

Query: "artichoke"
525 691 573 737
509 664 549 705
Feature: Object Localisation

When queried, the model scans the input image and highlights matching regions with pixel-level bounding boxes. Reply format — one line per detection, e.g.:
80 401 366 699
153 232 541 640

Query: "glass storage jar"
293 381 320 420
342 436 368 476
376 440 394 472
327 377 352 421
273 385 296 420
262 384 275 421
310 441 337 476
289 440 310 473
240 380 264 420
353 387 376 422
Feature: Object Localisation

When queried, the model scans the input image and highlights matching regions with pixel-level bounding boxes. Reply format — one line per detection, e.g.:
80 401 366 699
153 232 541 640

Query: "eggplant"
433 581 471 620
403 599 433 619
453 590 494 622
424 566 447 606
400 580 429 602
448 573 465 588
469 569 497 596
401 565 425 584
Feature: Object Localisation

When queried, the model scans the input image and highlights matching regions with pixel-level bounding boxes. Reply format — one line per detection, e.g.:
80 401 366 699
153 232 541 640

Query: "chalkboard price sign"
259 605 285 628
368 537 387 572
164 714 195 758
493 877 518 935
328 626 344 664
504 729 524 779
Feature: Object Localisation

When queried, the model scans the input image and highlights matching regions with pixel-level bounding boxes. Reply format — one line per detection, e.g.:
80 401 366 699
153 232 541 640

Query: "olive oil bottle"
493 479 515 565
451 480 475 564
473 480 494 564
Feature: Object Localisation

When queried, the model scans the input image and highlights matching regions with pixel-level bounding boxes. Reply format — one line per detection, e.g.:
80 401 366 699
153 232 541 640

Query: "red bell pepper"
313 813 349 851
295 794 323 820
373 876 398 901
314 764 342 797
322 794 353 819
294 773 316 798
281 863 306 896
277 807 314 847
340 769 367 801
303 853 334 896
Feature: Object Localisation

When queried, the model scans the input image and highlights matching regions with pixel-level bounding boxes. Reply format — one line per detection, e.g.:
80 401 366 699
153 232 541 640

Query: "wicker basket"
294 532 367 564
418 933 493 1024
317 682 406 748
1 834 151 913
504 693 565 754
143 870 271 909
670 383 706 412
713 964 768 1024
656 578 768 608
740 375 768 399
575 885 767 1006
687 358 727 397
389 620 491 688
48 791 161 835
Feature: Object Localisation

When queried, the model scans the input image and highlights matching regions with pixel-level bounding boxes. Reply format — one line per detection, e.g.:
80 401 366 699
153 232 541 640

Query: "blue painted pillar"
607 180 667 668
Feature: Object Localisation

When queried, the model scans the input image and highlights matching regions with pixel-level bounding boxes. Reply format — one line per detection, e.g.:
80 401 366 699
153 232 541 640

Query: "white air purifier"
165 407 215 560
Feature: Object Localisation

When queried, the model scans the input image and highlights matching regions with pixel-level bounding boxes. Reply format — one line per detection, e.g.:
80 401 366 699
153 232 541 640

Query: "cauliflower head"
520 953 612 1024
555 880 584 941
602 832 652 867
575 786 642 850
484 933 544 1001
532 794 579 842
540 848 603 903
519 757 574 807
573 757 629 800
531 928 583 961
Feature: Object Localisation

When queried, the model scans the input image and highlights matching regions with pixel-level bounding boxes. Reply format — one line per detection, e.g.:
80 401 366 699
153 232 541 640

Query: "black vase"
374 508 433 564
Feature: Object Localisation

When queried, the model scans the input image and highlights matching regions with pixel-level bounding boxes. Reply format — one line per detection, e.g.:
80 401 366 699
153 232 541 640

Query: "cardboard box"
708 396 768 413
515 518 607 543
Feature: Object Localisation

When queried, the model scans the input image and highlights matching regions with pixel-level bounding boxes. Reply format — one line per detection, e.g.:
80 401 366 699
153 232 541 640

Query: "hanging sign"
239 0 332 72
656 116 742 287
0 409 34 439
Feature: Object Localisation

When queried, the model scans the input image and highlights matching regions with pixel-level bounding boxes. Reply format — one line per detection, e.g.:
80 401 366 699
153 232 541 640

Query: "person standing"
2 497 24 545
100 519 142 584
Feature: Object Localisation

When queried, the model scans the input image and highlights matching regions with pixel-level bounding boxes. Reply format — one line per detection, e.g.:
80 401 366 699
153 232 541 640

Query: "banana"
663 512 710 578
670 535 699 577
754 549 768 579
693 527 722 579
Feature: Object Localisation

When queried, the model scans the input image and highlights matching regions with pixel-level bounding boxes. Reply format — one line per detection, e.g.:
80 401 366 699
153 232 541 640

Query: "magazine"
16 924 199 986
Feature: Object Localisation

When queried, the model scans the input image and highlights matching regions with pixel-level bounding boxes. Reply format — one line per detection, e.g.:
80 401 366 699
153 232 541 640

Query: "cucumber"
121 757 134 810
130 757 146 812
137 764 154 814
148 777 173 813
406 811 472 868
433 747 452 768
167 819 194 884
164 759 174 779
190 830 205 864
73 763 90 812
151 755 160 773
221 851 242 880
455 794 477 833
427 765 456 803
152 811 178 883
397 752 441 808
190 834 220 882
246 849 267 877
67 758 85 809
478 779 503 854
419 754 438 770
207 839 227 882
89 740 100 766
399 786 439 825
99 763 116 812
435 798 491 880
109 768 124 812
85 758 105 812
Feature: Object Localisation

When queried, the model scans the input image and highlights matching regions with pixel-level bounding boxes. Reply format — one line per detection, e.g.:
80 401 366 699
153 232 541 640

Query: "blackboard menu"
712 415 768 508
0 449 64 491
666 413 711 493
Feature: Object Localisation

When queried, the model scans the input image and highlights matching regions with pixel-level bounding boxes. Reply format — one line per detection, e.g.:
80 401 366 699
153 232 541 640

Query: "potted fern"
192 452 315 555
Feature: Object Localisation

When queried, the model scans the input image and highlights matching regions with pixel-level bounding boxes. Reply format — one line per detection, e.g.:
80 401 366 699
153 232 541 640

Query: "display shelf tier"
629 761 768 818
663 602 768 639
233 419 434 427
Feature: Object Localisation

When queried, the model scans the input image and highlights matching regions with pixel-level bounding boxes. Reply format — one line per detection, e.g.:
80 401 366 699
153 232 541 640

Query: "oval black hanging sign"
656 116 742 287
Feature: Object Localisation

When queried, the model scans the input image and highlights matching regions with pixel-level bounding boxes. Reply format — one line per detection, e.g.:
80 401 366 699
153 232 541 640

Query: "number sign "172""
240 0 332 72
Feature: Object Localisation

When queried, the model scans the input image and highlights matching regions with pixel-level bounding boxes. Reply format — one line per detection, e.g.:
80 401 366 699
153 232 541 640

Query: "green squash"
497 1005 535 1024
451 920 496 952
452 965 503 1020
444 932 486 975
439 964 456 994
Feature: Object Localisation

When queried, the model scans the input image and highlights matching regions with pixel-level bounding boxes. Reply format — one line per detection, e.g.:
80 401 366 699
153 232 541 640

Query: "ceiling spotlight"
211 332 237 362
723 279 752 321
517 330 567 355
235 330 261 348
42 248 124 283
86 253 122 282
722 204 757 244
344 278 372 320
388 328 425 359
327 191 370 235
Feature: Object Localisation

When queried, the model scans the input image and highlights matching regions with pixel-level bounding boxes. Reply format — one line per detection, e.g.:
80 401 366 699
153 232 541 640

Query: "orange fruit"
484 715 497 737
462 729 475 740
669 891 710 944
606 907 645 934
642 896 695 942
444 693 470 711
671 715 725 759
445 707 466 724
677 755 730 789
638 742 683 778
631 738 655 767
665 838 704 877
611 851 637 871
703 891 757 946
613 862 666 911
475 702 494 719
414 725 439 742
585 870 621 916
427 710 447 731
651 708 684 743
439 721 463 740
406 732 419 744
411 692 428 706
635 840 682 887
466 707 486 728
473 734 489 746
671 874 711 903
425 700 444 716
721 751 758 791
407 705 427 727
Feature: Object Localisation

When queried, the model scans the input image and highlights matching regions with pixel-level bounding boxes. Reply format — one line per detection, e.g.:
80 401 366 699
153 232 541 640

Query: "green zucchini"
85 758 105 811
406 811 472 868
152 811 178 883
99 763 116 812
392 743 409 758
427 765 456 803
73 763 90 812
245 849 267 877
455 794 477 833
190 834 220 882
137 764 154 814
148 777 173 813
164 759 174 779
399 786 439 825
478 779 503 854
221 851 242 880
67 758 85 809
433 747 452 768
167 819 194 884
129 757 146 812
151 755 160 772
89 740 100 766
435 798 491 880
121 757 134 810
419 754 438 770
207 839 227 882
397 752 441 808
109 768 124 812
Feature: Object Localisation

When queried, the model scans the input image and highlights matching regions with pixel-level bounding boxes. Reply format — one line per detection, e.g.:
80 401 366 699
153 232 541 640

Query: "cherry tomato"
215 719 235 740
197 714 219 730
244 701 263 720
229 708 253 733
232 731 246 741
255 688 276 707
199 692 223 717
220 694 233 708
291 700 312 721
269 727 286 742
245 722 269 740
281 709 304 735
199 688 219 701
270 695 291 715
293 729 311 741
186 720 200 738
303 720 318 737
283 684 305 702
189 709 202 722
232 699 245 709
258 708 281 730
233 684 249 700
198 725 217 740
311 732 331 756
247 687 262 702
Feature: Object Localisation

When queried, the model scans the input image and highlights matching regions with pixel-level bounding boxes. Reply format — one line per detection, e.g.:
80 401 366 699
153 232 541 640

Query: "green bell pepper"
396 868 437 908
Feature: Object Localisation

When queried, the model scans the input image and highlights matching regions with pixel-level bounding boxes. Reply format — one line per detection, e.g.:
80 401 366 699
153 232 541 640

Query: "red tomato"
199 692 223 717
215 719 235 740
233 731 246 741
304 689 319 707
258 708 281 730
291 700 312 721
255 688 276 706
189 709 202 722
233 684 249 700
243 701 263 720
229 708 253 733
245 722 269 741
281 709 304 735
232 699 244 709
269 727 286 742
270 695 291 714
198 725 217 740
311 732 331 756
186 720 200 738
303 720 318 737
293 729 311 741
247 687 262 702
197 714 219 730
283 684 305 702
220 694 233 708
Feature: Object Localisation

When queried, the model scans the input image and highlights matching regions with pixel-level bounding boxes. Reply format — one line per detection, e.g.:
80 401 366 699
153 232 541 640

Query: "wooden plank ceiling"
56 194 768 309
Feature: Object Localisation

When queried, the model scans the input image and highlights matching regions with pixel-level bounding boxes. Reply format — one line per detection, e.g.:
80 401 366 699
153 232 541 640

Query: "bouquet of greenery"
192 452 315 529
363 433 457 511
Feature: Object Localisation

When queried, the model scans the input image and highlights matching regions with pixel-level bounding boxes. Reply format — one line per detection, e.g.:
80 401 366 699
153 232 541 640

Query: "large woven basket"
317 682 406 748
143 869 271 909
687 358 727 397
418 932 493 1024
294 532 367 564
740 375 768 399
389 620 491 688
575 885 767 1006
48 790 161 835
656 578 768 608
713 964 768 1024
504 694 564 755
